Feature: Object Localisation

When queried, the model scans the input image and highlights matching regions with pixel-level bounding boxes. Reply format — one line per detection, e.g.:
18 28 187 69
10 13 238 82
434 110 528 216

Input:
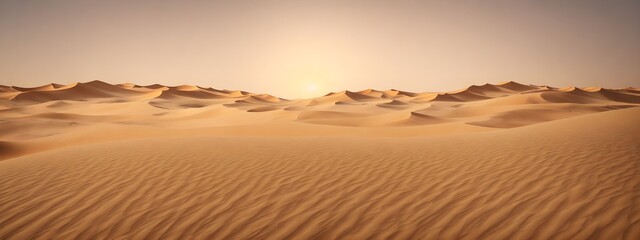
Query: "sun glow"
307 83 318 92
290 71 331 99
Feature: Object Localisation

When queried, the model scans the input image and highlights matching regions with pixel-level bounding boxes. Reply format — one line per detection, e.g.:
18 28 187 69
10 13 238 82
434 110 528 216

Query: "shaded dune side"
139 84 168 89
116 83 136 89
343 90 381 101
429 82 537 102
466 106 635 128
496 81 538 92
0 86 20 100
200 87 250 98
541 87 640 104
376 100 412 110
0 86 15 92
381 90 400 98
356 89 384 98
621 87 640 94
357 89 416 99
464 84 510 96
429 91 491 102
11 83 62 92
222 95 287 109
0 109 638 239
248 94 284 103
154 85 256 100
0 141 24 160
309 91 381 104
308 92 360 105
11 81 147 102
309 90 382 104
394 112 449 126
156 88 234 100
6 82 257 104
599 89 640 103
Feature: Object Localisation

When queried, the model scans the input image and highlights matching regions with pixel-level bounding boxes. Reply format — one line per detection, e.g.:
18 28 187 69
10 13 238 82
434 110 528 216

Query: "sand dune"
495 81 538 91
377 99 412 109
10 83 61 92
11 81 150 103
157 87 232 100
1 81 639 239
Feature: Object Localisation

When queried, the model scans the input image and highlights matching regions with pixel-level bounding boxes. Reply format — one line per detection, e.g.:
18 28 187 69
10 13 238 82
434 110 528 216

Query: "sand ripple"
1 112 638 239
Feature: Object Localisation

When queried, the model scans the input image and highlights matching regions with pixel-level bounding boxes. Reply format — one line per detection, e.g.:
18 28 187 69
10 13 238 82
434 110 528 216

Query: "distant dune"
0 81 639 239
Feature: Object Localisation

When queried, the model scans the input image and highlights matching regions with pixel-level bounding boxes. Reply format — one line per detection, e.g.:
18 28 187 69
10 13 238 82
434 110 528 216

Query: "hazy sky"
1 0 639 98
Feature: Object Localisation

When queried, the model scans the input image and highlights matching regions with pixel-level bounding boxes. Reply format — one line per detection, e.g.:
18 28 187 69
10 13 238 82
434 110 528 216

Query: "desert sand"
0 81 639 239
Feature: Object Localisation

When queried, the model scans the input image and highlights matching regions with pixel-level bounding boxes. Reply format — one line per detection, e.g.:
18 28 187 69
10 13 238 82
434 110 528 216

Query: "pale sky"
1 0 639 98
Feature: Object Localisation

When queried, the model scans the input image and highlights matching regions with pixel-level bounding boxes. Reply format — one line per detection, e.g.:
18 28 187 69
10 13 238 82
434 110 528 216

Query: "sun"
291 71 330 98
307 83 318 92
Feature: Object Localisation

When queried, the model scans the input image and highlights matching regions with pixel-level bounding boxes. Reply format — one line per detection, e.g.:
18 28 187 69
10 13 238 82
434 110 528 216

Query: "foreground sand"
1 81 639 239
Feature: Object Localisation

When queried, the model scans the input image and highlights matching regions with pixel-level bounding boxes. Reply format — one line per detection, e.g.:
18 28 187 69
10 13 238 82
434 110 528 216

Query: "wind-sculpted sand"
0 81 639 239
